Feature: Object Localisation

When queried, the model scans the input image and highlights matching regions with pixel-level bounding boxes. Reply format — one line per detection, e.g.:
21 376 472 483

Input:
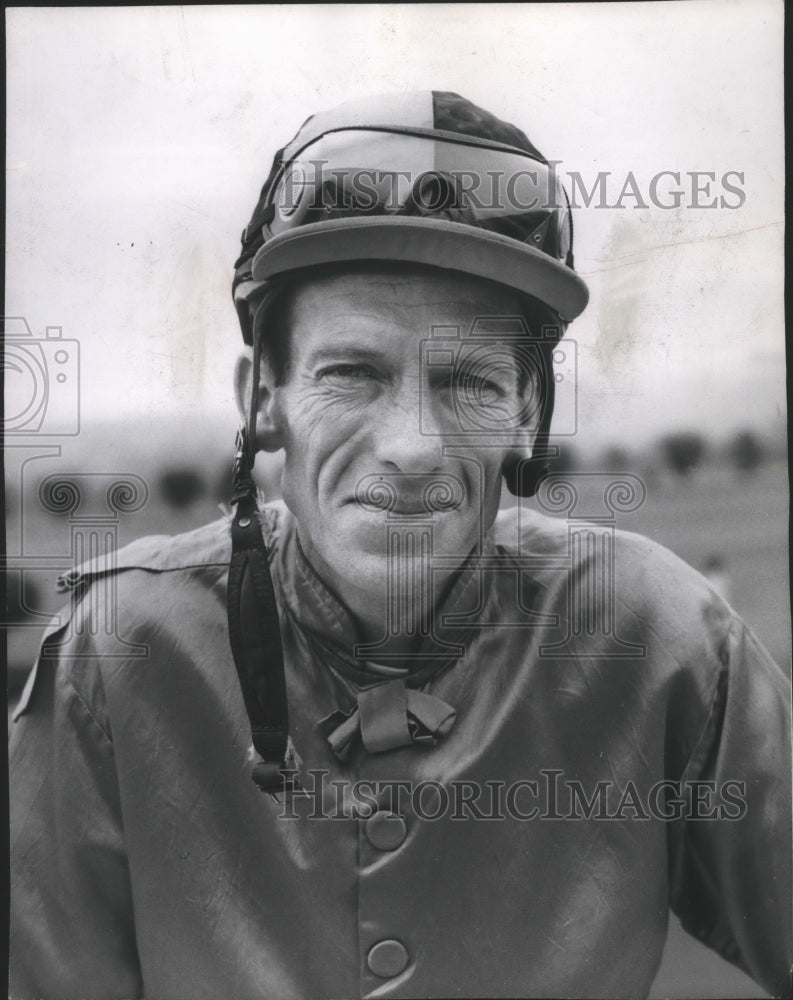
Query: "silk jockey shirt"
9 503 792 1000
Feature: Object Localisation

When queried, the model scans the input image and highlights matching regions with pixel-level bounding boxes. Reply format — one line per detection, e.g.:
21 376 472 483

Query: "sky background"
5 2 785 452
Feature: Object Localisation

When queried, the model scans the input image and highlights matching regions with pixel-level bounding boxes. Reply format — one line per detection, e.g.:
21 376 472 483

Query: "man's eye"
318 363 379 381
448 371 507 399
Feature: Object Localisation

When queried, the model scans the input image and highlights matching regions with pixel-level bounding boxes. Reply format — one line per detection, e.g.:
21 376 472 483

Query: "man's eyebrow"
445 353 521 378
305 345 386 366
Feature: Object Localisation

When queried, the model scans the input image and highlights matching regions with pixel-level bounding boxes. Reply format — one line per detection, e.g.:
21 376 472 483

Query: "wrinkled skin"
236 269 540 646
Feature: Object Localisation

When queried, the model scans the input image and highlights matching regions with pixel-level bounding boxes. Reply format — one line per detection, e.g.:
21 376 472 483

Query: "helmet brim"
250 216 589 322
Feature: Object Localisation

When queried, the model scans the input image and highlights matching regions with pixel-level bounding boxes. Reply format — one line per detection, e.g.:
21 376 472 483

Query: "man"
9 92 791 999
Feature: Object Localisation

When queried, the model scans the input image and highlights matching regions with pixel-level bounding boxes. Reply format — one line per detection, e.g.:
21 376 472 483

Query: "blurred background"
5 5 786 998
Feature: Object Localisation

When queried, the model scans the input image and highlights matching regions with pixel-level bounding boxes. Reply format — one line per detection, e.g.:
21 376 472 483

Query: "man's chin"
305 513 481 619
330 504 481 565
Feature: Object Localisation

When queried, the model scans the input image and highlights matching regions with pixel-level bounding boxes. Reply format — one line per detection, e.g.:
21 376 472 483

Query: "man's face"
263 268 540 621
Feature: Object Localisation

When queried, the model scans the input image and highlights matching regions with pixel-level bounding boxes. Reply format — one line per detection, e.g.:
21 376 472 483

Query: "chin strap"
227 301 297 795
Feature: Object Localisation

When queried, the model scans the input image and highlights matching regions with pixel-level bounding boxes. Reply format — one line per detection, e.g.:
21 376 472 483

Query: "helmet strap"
227 292 298 795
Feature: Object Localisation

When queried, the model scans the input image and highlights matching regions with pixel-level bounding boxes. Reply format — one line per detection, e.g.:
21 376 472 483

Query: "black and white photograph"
4 4 789 999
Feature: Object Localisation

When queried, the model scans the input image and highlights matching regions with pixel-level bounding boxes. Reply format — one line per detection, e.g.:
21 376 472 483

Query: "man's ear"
233 348 285 453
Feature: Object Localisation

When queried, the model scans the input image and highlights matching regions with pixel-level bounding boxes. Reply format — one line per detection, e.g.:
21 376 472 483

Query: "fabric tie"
318 678 456 762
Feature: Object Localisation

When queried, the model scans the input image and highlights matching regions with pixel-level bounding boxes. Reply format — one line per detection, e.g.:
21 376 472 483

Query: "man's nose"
374 382 445 473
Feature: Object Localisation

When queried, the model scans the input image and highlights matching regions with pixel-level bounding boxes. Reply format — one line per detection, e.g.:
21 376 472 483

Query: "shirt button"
365 811 407 851
367 939 409 978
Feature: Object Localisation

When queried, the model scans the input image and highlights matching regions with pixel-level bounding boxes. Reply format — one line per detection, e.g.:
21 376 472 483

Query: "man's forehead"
285 266 526 331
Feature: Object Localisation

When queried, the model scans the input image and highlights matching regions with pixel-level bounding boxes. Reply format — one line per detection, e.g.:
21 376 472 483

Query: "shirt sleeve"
9 611 144 1000
668 615 792 998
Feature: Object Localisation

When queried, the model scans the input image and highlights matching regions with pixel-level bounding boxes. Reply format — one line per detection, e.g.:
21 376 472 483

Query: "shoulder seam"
58 559 230 592
678 616 735 783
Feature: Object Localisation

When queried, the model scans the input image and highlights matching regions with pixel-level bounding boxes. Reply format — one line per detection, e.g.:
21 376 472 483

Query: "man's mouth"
353 473 464 514
359 496 437 516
